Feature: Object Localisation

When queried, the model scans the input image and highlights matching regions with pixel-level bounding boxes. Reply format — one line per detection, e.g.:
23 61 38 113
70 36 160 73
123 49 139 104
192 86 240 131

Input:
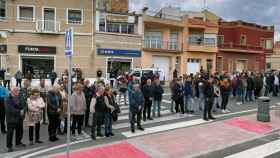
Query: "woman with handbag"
27 88 46 145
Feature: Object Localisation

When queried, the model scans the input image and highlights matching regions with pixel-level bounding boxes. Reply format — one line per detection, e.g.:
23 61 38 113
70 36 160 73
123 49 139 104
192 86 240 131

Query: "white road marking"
117 109 171 121
114 113 195 129
20 138 92 158
122 119 209 138
225 139 280 158
162 99 172 104
2 146 45 158
121 106 277 138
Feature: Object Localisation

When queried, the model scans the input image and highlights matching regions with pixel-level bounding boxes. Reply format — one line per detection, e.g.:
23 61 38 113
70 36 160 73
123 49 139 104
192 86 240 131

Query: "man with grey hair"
129 83 145 133
6 87 26 152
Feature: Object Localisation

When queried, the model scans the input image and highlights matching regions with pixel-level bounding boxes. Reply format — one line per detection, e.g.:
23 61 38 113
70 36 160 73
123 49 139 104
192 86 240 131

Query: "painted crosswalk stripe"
122 119 209 138
117 109 172 121
114 113 195 129
162 99 172 104
225 139 280 158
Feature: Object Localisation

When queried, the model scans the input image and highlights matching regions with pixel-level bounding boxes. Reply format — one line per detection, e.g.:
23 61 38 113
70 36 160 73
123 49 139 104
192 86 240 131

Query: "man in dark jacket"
5 87 26 152
142 79 154 121
173 78 184 114
153 79 164 117
83 80 92 127
47 85 62 142
49 70 57 86
247 73 255 101
203 77 216 121
129 84 144 133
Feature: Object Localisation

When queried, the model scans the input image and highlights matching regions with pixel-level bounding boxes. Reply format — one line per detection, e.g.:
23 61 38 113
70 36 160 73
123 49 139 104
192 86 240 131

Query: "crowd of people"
0 68 280 152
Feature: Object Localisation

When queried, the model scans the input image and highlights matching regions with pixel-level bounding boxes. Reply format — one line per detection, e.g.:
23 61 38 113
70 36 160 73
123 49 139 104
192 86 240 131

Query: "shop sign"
97 48 141 57
18 45 56 54
0 45 7 53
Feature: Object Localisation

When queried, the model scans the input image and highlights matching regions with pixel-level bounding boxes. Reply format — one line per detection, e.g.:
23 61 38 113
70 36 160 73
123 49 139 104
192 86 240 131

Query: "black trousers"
175 97 184 114
6 121 23 148
143 99 152 119
72 115 84 135
4 80 10 90
29 123 40 141
0 105 6 133
130 111 142 130
48 114 59 139
204 98 214 119
51 79 56 86
91 112 104 138
84 103 90 127
221 95 229 110
42 108 47 123
16 79 22 88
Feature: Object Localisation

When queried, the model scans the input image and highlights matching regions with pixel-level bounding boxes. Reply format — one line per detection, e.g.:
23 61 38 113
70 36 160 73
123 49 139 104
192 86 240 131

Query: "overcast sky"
130 0 280 41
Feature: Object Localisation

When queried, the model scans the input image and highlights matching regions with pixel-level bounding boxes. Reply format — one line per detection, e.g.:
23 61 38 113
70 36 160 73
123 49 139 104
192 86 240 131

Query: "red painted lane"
51 142 150 158
224 118 273 134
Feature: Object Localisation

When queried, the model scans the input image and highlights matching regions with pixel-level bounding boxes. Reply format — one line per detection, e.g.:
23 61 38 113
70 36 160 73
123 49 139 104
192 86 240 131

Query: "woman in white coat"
27 88 45 145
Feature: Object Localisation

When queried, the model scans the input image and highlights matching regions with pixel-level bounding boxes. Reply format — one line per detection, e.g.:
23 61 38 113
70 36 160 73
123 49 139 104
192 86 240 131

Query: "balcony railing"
143 39 182 52
99 23 136 34
36 20 61 33
188 37 217 47
219 43 264 51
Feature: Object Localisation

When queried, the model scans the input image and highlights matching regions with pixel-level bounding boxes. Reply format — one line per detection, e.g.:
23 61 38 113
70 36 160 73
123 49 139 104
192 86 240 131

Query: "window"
99 14 106 32
218 35 224 45
0 0 6 20
144 32 163 49
67 9 82 24
189 34 204 45
266 63 271 69
240 35 246 46
265 39 273 49
217 56 223 73
17 5 35 22
169 32 178 50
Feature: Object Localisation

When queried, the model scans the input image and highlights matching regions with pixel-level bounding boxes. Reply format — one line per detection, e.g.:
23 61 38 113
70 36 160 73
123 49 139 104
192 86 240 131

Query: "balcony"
36 20 61 33
188 36 217 53
143 39 183 53
219 43 264 54
99 22 136 34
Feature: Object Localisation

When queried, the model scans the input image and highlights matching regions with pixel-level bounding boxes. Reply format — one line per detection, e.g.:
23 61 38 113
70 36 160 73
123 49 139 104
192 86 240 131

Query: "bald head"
11 87 19 97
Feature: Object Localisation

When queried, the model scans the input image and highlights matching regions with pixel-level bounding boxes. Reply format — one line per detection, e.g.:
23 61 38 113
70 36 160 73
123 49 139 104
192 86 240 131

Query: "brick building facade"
217 21 274 73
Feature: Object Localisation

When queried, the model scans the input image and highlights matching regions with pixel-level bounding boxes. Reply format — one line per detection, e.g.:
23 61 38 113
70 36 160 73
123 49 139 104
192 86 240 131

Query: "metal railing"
219 43 264 51
36 20 61 33
143 39 182 51
99 23 135 34
188 36 217 47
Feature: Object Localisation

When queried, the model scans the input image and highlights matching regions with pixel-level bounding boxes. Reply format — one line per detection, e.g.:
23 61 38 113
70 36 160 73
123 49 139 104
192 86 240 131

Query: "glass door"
43 8 55 32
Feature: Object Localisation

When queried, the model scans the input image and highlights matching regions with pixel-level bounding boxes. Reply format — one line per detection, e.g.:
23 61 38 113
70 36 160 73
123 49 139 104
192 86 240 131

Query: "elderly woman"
70 83 86 136
58 83 68 134
104 86 115 137
27 88 45 145
90 86 106 140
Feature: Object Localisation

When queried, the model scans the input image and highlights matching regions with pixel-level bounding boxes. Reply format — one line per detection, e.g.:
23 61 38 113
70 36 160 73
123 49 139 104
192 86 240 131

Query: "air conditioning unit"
0 31 7 39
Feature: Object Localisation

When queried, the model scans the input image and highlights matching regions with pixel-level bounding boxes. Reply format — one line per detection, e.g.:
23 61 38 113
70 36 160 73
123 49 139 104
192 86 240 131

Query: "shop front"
18 45 56 79
97 48 141 78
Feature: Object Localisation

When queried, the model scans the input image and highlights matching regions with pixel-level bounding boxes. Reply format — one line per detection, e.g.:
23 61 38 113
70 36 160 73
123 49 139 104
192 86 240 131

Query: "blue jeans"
104 113 112 135
184 95 193 111
212 97 219 112
247 90 254 101
153 100 161 117
242 87 247 103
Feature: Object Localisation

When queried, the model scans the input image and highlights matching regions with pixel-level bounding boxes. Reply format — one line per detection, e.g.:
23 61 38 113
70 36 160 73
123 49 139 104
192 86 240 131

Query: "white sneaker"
226 109 231 113
222 110 226 113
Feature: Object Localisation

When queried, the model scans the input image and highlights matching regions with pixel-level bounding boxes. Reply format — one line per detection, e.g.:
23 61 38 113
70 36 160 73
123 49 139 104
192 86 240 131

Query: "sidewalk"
50 110 280 158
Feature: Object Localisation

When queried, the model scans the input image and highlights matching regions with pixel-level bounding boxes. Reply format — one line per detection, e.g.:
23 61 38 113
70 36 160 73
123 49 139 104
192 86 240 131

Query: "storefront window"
22 56 54 79
107 58 131 77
